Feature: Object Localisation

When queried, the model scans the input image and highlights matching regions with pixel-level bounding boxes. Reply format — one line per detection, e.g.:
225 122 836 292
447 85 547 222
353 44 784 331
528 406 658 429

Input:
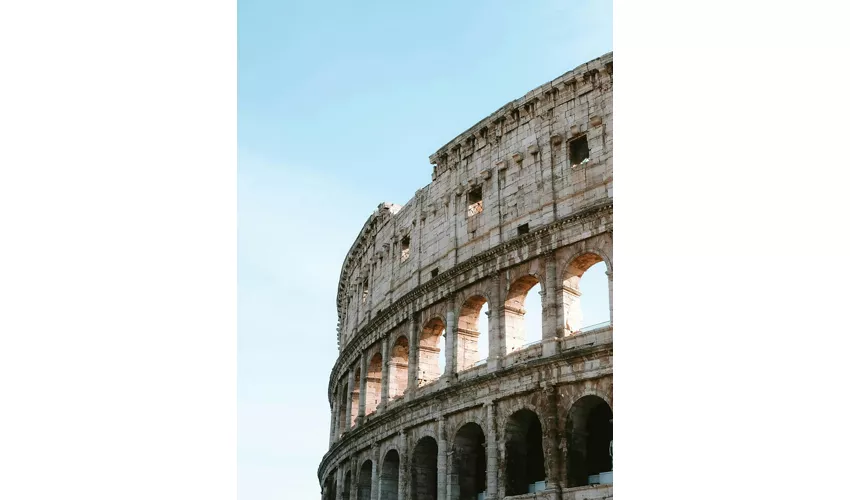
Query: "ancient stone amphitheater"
319 52 613 500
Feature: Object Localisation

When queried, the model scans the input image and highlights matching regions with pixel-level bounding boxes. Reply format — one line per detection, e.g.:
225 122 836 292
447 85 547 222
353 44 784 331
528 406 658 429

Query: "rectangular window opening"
401 235 411 262
467 185 483 217
518 223 529 236
569 135 590 167
431 268 439 279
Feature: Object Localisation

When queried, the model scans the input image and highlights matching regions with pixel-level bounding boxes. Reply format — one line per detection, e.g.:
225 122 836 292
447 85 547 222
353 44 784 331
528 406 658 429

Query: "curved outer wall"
320 52 613 500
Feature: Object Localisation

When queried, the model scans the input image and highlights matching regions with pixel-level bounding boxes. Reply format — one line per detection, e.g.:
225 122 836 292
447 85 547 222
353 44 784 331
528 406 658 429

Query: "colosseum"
318 52 613 500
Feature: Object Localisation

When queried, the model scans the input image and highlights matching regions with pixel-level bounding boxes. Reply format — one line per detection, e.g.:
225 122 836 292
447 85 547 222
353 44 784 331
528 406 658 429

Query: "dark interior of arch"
342 470 352 500
504 409 546 496
324 473 337 500
358 460 372 500
379 450 400 500
411 437 438 500
450 423 486 500
566 395 613 487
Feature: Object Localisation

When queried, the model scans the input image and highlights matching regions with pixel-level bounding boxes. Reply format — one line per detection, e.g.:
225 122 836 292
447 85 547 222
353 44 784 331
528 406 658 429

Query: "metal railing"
574 320 612 333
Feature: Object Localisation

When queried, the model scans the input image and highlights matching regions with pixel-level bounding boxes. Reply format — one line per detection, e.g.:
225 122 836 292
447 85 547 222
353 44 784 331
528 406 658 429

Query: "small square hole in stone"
431 268 439 279
518 223 529 236
467 185 483 216
400 235 410 262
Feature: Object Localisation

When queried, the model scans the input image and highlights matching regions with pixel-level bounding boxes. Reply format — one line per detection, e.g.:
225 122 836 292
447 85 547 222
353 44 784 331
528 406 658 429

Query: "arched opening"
504 276 543 353
337 382 348 437
380 449 400 500
457 295 490 370
525 284 542 344
358 460 373 500
504 409 546 496
323 472 337 500
351 368 361 427
478 303 489 363
342 470 352 500
366 352 382 415
419 318 445 386
389 336 409 400
411 437 438 500
566 395 613 487
449 423 486 500
563 254 611 333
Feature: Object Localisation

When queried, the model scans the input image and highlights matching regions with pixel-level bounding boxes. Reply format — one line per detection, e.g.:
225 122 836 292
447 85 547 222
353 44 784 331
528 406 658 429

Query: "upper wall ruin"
335 52 613 352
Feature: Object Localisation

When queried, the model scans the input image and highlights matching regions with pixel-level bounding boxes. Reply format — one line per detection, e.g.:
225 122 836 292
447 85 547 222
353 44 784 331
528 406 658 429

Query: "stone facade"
319 52 614 500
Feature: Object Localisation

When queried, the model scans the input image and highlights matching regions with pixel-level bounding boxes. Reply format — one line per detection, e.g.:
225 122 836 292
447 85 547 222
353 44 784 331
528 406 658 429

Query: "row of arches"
325 396 612 500
334 255 610 438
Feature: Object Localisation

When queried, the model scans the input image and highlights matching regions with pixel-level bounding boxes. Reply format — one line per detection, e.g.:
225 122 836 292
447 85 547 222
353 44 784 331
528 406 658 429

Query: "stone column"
406 315 419 402
543 385 562 490
330 392 339 446
488 273 504 372
398 430 409 499
549 134 562 222
437 416 447 500
542 256 561 357
328 407 334 447
444 308 456 380
336 466 344 500
371 445 380 500
367 267 374 322
345 367 355 432
379 337 390 412
358 353 367 424
355 279 362 327
485 401 498 500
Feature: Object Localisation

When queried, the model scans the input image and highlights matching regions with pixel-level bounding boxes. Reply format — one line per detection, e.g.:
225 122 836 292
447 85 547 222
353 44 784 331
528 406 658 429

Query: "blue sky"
237 1 612 498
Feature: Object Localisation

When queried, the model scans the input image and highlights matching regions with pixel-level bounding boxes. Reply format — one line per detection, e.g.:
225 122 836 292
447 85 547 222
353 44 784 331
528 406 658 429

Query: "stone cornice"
327 200 613 404
428 52 613 176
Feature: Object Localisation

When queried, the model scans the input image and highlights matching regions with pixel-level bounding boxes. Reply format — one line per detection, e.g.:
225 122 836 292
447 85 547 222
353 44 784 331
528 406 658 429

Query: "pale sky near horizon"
237 2 613 498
